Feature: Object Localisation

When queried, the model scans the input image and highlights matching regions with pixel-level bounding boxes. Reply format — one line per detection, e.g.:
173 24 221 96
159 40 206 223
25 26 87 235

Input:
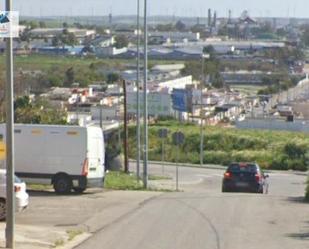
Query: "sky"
1 0 309 18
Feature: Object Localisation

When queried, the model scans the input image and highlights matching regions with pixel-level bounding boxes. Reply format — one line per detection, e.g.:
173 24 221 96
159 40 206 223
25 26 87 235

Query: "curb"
59 233 92 249
129 160 227 170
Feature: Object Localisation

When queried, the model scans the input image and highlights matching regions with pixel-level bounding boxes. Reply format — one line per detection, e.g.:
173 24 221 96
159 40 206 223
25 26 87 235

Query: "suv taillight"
14 186 21 192
255 173 261 182
224 172 232 179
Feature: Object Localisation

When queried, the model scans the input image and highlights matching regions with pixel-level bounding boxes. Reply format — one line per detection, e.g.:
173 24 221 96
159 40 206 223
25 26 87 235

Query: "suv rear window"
228 163 258 173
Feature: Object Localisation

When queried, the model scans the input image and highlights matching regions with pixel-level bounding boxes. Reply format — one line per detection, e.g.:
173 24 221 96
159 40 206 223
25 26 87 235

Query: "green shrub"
286 159 307 171
270 155 289 170
204 151 231 165
284 143 307 159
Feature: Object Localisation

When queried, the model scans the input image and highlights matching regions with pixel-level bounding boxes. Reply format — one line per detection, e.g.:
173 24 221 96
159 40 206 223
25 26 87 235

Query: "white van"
0 124 105 194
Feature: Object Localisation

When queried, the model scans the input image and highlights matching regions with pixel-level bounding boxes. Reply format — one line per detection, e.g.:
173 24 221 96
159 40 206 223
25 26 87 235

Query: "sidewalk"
0 190 161 249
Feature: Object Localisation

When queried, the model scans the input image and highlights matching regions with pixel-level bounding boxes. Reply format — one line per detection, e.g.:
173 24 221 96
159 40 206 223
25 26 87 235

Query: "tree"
107 73 120 84
211 72 224 88
52 36 61 47
203 45 216 59
114 35 129 48
73 22 84 29
29 21 39 30
65 67 75 86
181 57 221 82
175 20 186 32
14 96 31 110
63 22 69 28
47 75 63 87
156 23 175 32
52 30 78 47
14 96 67 124
96 26 106 35
39 21 46 28
284 143 307 160
276 28 287 37
66 32 77 46
20 29 32 42
218 26 228 36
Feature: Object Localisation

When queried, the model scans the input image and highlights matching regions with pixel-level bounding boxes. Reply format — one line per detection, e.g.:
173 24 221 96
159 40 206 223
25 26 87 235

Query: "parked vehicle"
0 124 105 194
222 162 269 193
0 169 29 221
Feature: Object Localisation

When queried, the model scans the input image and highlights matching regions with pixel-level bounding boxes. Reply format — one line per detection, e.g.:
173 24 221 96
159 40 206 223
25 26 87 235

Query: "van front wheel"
53 175 72 194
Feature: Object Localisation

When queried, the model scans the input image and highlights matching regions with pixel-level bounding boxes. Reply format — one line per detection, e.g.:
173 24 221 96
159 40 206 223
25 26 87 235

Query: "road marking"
196 174 223 178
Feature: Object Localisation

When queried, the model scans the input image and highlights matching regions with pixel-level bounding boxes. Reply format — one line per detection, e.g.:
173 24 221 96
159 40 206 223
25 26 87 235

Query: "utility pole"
117 82 121 150
5 1 15 248
143 0 148 188
99 103 103 129
200 56 204 167
123 80 129 173
136 0 141 181
200 53 209 167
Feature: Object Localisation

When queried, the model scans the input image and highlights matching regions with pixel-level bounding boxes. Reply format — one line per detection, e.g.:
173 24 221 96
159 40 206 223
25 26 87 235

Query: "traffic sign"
158 128 168 138
172 132 185 145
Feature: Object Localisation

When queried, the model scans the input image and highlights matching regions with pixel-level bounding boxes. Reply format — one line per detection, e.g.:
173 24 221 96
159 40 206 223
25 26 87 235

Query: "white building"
30 28 96 39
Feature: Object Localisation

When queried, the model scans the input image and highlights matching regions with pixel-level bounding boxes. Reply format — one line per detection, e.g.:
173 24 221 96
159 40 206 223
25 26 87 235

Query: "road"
75 163 309 249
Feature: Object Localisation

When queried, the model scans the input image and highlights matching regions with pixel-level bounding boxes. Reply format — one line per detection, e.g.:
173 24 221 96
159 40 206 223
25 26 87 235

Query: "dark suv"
222 162 268 193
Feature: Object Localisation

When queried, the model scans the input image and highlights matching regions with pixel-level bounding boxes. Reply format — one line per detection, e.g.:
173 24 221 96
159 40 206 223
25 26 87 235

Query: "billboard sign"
171 89 193 112
127 92 173 116
0 11 19 38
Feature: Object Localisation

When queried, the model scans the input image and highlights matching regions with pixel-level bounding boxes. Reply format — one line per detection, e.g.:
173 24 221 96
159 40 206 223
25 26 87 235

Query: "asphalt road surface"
75 163 309 249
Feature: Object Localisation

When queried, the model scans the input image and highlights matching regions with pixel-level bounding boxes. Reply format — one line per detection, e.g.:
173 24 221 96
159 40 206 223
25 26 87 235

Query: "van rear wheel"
73 187 86 194
53 175 72 194
0 199 6 221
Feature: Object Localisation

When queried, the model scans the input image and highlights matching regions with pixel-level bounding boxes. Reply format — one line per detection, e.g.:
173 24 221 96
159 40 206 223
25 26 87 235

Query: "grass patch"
148 175 172 181
105 171 175 192
53 239 65 248
230 84 264 95
105 171 144 190
27 183 52 191
66 229 83 241
0 54 183 72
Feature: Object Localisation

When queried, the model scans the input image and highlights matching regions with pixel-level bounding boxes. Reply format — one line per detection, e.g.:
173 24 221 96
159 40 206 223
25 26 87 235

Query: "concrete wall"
236 118 309 133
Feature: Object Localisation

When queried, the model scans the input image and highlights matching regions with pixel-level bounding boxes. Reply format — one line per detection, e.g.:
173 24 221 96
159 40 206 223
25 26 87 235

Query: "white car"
0 169 29 221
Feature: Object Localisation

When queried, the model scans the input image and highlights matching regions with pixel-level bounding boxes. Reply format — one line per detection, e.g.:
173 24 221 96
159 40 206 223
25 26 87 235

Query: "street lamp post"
143 0 148 188
136 0 141 181
5 1 15 248
200 53 209 167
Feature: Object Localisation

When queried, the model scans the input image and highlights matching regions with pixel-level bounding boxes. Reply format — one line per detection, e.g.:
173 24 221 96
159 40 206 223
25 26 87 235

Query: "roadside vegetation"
128 120 309 171
306 177 309 202
104 171 144 190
